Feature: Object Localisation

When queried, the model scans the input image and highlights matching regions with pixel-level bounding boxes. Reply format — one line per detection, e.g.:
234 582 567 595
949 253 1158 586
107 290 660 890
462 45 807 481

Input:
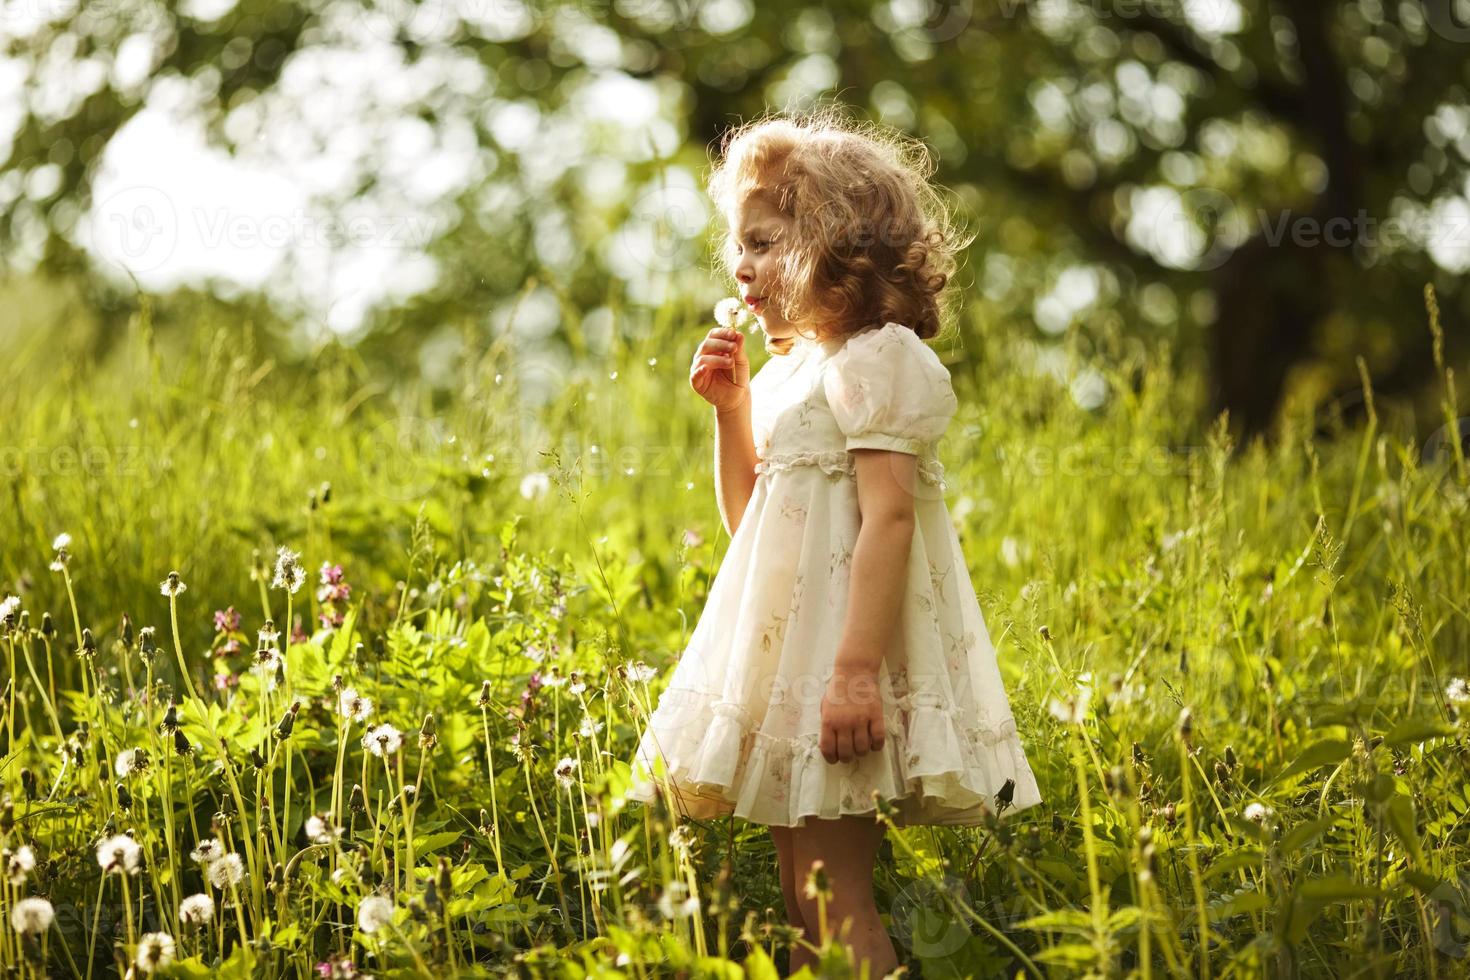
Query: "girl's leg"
792 813 898 978
769 824 813 975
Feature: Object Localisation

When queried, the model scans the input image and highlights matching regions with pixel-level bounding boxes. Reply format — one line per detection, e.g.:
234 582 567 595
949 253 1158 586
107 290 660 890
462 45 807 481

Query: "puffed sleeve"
822 322 958 455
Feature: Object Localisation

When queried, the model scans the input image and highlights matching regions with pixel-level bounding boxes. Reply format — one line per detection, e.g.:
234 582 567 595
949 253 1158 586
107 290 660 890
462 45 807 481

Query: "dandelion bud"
1161 802 1177 827
332 673 343 694
319 482 332 505
1176 706 1193 741
1178 646 1189 674
477 681 492 708
20 768 36 801
275 703 298 739
1224 744 1237 770
437 856 452 898
173 729 191 757
1214 760 1230 788
40 612 54 639
1051 813 1064 835
349 784 365 814
1024 824 1042 855
424 877 442 915
419 713 438 751
1038 624 1051 642
1131 741 1147 770
995 777 1016 809
802 860 832 902
116 782 133 810
80 628 97 659
138 627 158 665
249 747 267 770
372 635 386 659
120 613 134 648
158 703 178 735
16 610 28 632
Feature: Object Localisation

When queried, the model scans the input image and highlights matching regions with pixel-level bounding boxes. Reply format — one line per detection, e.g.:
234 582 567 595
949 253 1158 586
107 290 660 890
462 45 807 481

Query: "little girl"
626 106 1042 977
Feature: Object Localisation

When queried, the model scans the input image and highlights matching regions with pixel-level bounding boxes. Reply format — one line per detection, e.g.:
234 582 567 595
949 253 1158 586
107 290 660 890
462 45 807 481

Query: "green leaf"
741 947 782 980
1382 717 1458 747
1278 817 1336 857
413 830 461 855
1035 943 1098 967
1278 738 1351 781
1020 908 1095 935
1297 875 1381 902
1385 794 1423 864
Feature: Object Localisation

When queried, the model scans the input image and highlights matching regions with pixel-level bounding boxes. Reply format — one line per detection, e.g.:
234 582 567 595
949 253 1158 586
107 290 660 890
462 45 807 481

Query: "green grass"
0 286 1467 978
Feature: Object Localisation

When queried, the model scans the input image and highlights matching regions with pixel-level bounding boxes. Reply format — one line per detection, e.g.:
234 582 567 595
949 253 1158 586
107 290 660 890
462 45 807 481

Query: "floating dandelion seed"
338 688 373 723
96 834 141 875
361 724 403 757
207 853 245 889
357 895 394 933
159 571 187 597
179 893 214 927
10 896 53 935
135 931 176 974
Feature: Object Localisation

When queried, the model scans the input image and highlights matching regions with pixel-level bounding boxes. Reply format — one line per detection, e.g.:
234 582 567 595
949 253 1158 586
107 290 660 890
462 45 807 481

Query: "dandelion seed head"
357 895 394 933
1446 678 1470 706
1243 802 1274 824
52 533 71 551
10 896 53 935
361 724 403 757
96 834 141 875
135 931 176 973
179 893 214 927
207 853 245 889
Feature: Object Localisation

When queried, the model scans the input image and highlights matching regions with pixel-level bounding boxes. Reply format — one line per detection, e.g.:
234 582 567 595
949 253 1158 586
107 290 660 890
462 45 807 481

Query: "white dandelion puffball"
96 834 141 875
361 723 404 757
713 297 752 330
1446 677 1470 706
0 595 19 621
207 852 245 889
520 472 551 500
338 687 373 723
6 845 36 886
554 757 579 789
1243 802 1274 824
179 893 215 927
272 546 306 593
190 839 223 864
135 931 176 974
357 895 395 933
305 814 342 844
114 747 147 778
10 897 53 935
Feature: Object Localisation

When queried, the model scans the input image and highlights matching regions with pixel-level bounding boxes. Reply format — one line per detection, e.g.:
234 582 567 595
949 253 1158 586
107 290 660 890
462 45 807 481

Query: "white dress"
626 321 1043 828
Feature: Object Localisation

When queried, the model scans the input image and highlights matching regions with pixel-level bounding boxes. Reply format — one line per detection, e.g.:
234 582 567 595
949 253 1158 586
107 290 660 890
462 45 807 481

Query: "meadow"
0 286 1467 980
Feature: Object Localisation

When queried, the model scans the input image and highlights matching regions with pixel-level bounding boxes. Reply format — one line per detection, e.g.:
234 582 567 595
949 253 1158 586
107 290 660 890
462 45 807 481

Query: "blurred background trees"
2 0 1467 444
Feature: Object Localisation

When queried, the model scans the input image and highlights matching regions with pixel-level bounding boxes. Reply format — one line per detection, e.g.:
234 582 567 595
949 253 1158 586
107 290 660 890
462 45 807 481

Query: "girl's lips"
746 296 763 311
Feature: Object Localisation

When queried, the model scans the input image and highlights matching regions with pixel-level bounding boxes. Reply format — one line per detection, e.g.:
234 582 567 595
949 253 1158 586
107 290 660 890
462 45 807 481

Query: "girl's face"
728 196 795 341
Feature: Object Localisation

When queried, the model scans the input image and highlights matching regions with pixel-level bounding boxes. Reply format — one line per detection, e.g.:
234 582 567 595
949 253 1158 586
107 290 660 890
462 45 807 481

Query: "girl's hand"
689 325 750 412
819 667 887 764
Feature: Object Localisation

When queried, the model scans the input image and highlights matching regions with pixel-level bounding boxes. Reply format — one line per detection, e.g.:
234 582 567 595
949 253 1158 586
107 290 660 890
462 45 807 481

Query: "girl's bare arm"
713 397 759 537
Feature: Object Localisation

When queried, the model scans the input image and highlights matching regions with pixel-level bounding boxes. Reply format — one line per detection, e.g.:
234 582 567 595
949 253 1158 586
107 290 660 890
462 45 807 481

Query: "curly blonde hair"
706 102 973 353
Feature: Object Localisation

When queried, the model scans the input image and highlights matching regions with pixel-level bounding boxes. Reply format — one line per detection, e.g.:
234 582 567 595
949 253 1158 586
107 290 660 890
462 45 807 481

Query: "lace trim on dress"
754 450 948 490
